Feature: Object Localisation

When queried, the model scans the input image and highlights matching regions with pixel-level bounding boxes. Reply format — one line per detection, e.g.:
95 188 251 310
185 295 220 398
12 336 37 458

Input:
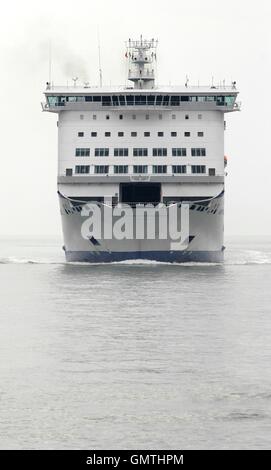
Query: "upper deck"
42 83 240 113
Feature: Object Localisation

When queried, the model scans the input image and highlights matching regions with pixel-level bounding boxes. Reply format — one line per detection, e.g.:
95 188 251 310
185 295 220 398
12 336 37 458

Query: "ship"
42 36 240 263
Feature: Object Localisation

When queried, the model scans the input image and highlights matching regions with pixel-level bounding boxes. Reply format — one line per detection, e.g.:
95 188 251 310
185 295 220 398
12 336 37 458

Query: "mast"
125 35 158 89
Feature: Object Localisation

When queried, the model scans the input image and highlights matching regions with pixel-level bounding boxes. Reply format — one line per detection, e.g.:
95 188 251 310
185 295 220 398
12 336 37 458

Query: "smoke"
5 18 91 85
39 37 90 83
48 39 89 82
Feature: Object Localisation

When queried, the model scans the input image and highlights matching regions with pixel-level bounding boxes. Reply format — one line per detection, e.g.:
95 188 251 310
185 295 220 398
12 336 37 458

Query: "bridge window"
102 96 111 106
126 95 134 106
171 96 180 106
112 96 119 106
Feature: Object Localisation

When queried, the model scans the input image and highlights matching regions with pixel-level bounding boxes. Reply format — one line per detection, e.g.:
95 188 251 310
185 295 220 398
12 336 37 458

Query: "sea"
0 236 271 450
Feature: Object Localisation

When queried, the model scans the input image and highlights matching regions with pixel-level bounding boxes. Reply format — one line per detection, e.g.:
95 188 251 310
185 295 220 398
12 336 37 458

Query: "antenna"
48 40 52 84
72 77 78 87
97 28 103 87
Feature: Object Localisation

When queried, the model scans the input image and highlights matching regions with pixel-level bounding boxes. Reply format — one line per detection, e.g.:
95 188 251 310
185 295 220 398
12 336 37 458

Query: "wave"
1 251 271 266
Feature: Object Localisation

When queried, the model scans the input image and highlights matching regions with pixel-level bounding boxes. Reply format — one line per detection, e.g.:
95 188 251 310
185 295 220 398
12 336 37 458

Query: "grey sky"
0 0 270 236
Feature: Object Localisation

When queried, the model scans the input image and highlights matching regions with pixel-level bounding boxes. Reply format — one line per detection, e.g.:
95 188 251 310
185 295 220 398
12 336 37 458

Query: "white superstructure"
43 37 240 262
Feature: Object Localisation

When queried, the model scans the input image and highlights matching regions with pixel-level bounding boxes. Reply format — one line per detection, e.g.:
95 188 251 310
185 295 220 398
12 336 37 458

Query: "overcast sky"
0 0 270 237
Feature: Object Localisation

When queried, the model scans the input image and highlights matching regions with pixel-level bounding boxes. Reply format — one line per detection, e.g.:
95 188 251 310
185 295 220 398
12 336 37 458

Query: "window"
75 148 90 157
185 114 189 120
66 168 73 176
171 132 177 137
114 165 128 174
209 168 216 176
114 148 129 156
133 165 148 174
198 114 202 120
105 132 111 137
171 96 180 106
102 96 111 106
118 132 124 137
91 132 97 137
78 132 84 137
172 114 176 120
172 148 186 157
191 148 206 157
75 165 90 174
146 114 149 120
95 148 109 157
106 115 110 120
191 165 206 174
119 114 123 120
94 165 109 174
131 132 137 137
144 132 150 137
153 148 167 157
197 132 204 137
153 165 167 174
184 132 190 137
158 132 164 137
133 148 148 157
172 165 187 174
80 114 84 120
93 115 97 120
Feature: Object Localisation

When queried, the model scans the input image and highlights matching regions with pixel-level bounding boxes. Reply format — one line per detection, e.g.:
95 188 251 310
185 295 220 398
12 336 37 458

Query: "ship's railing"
59 172 225 178
45 83 237 91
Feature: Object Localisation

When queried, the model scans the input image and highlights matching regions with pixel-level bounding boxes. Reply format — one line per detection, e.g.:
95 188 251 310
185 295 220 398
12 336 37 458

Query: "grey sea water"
0 236 271 450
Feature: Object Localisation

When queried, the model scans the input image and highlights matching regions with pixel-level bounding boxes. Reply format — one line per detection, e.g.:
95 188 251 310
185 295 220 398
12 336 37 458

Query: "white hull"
59 191 224 263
